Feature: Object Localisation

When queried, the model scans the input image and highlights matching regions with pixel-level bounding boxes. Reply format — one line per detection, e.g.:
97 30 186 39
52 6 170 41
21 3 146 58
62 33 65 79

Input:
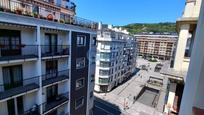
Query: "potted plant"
0 7 4 11
47 14 53 21
40 15 44 19
54 19 58 22
60 19 65 23
15 8 23 15
33 12 39 18
24 11 32 17
4 8 11 13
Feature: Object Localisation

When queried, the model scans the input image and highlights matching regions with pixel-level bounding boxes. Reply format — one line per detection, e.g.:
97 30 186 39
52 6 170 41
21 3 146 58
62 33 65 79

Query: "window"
3 65 22 90
77 35 86 46
75 97 84 109
92 37 96 45
100 61 111 67
76 78 84 89
76 58 85 69
100 52 111 59
90 91 93 98
99 78 109 84
99 70 110 76
101 43 110 50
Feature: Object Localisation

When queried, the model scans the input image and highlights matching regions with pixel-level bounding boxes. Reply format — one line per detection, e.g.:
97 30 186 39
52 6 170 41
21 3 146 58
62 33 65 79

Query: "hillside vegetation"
120 23 176 34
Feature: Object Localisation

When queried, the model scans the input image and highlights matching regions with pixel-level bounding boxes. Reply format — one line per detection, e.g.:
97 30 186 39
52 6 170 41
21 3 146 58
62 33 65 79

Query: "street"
94 58 164 115
93 97 126 115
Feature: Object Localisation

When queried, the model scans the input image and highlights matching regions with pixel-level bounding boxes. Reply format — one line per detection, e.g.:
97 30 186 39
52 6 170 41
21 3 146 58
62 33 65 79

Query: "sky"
75 0 186 26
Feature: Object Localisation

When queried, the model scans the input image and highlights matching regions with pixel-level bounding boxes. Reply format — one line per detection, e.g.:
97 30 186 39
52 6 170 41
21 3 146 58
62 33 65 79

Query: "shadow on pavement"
93 97 123 115
110 68 140 92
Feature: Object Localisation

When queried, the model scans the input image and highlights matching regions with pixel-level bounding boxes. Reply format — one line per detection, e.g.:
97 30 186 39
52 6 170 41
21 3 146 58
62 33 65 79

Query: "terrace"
41 45 69 59
0 45 38 63
0 0 97 29
42 69 69 87
0 76 39 101
42 92 69 114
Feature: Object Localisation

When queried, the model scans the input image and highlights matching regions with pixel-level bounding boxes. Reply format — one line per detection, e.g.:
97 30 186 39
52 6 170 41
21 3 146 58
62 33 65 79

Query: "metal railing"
0 44 38 61
23 104 40 115
38 0 76 11
42 92 69 113
0 0 98 29
42 69 69 82
41 45 69 57
0 76 39 92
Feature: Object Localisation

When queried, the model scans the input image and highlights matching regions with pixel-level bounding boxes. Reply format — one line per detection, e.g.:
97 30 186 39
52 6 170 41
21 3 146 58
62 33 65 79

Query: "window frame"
77 35 86 47
75 78 85 90
75 96 84 110
76 57 86 69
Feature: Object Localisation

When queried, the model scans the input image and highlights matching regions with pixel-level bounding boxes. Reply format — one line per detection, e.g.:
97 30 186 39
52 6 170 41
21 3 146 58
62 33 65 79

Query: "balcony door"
46 85 58 102
0 29 21 56
45 33 57 54
7 96 24 115
46 60 58 79
2 65 23 90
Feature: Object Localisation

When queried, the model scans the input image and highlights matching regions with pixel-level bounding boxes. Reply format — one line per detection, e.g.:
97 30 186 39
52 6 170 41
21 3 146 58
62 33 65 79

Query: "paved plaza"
94 58 168 115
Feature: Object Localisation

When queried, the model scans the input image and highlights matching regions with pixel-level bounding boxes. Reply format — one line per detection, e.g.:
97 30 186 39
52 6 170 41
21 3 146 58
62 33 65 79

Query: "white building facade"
0 0 97 115
94 24 137 92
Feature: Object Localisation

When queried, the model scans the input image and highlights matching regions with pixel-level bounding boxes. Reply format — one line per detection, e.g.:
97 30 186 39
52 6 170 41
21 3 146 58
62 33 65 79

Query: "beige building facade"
161 0 202 114
136 34 177 60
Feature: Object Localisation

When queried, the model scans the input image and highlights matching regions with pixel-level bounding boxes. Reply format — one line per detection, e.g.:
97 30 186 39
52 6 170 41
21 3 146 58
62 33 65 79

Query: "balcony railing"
42 69 69 86
42 92 69 114
41 45 69 58
0 45 38 62
38 0 76 11
0 0 98 29
0 76 39 100
23 104 40 115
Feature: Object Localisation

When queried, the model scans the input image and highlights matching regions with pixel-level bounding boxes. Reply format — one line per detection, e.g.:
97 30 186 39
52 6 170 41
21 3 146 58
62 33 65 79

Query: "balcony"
0 45 38 63
42 70 69 87
37 0 76 11
23 104 40 115
42 92 69 114
41 45 69 59
0 0 97 29
0 76 39 101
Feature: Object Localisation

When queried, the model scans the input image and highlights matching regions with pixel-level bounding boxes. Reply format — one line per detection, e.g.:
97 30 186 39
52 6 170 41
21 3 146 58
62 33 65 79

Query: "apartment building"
0 0 97 115
179 0 204 114
160 0 202 114
94 23 137 93
136 34 177 60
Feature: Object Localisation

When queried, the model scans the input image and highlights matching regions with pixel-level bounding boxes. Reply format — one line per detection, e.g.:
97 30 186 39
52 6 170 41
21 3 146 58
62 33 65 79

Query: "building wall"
23 92 38 111
95 27 137 92
136 35 177 60
0 101 8 115
70 31 90 115
183 0 202 18
180 0 204 114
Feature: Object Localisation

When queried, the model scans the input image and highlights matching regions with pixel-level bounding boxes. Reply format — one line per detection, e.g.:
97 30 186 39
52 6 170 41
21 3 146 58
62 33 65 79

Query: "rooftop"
160 61 187 81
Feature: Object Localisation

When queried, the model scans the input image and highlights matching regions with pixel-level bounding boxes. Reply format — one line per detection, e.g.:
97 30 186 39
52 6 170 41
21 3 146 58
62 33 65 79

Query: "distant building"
94 23 137 92
160 0 202 114
135 34 178 60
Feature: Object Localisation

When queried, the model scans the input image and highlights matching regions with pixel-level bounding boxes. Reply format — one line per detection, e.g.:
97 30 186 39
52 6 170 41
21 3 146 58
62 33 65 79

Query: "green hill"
119 22 176 34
